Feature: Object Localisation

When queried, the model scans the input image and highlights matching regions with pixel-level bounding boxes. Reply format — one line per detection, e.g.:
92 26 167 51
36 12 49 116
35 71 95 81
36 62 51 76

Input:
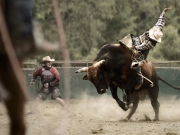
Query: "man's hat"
41 56 55 63
149 26 163 43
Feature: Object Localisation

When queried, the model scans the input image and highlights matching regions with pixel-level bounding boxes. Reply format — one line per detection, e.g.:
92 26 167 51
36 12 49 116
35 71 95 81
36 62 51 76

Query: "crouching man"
30 56 74 115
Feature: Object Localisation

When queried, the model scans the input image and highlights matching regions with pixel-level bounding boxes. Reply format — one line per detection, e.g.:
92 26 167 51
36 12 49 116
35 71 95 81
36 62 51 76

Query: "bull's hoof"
120 117 129 122
153 118 159 121
128 103 133 108
122 103 129 111
144 114 151 121
117 100 129 111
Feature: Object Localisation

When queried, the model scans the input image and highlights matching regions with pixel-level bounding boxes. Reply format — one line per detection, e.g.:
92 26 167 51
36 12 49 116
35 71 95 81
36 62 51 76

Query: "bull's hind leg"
147 81 160 121
126 92 139 120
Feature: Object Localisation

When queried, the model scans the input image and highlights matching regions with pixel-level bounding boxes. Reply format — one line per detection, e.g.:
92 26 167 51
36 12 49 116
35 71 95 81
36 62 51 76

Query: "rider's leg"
135 66 143 90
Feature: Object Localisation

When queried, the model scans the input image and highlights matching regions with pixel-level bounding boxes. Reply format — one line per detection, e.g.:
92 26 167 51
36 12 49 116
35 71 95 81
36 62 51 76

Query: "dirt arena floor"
1 94 180 135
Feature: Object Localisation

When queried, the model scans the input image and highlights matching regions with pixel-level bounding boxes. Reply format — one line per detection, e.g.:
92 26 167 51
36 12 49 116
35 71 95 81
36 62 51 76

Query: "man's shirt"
31 66 60 87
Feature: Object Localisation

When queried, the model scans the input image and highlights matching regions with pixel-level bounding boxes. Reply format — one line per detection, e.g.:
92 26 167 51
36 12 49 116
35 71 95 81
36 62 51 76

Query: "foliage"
150 25 180 60
32 0 180 61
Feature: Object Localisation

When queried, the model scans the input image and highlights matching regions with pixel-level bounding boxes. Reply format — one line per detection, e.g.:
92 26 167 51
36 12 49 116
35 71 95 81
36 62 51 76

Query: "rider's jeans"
135 66 143 84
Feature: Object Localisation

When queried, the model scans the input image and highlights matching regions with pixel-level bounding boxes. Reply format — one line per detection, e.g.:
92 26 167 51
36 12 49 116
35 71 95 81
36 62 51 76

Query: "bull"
75 43 180 121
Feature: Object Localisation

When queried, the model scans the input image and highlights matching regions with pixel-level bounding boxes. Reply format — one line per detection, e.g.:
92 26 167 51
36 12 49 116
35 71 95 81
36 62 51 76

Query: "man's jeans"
135 66 143 84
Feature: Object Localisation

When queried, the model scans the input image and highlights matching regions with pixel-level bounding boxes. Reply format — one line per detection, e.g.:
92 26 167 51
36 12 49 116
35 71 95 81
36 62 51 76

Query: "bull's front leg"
124 78 134 107
110 82 128 111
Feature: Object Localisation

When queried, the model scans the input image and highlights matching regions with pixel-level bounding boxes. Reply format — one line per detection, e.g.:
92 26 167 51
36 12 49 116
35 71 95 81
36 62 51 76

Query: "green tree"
149 25 180 60
31 0 180 61
33 0 116 60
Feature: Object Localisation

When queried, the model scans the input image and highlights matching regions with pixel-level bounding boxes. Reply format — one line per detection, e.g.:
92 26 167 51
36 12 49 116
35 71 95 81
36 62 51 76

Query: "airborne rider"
130 7 172 90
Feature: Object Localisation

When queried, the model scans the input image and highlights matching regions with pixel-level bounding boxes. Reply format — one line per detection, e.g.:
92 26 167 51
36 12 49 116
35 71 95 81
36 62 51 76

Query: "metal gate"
23 61 180 99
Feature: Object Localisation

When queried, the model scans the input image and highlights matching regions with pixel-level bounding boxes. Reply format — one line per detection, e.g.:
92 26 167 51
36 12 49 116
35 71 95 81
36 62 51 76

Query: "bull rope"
136 73 154 87
130 49 154 87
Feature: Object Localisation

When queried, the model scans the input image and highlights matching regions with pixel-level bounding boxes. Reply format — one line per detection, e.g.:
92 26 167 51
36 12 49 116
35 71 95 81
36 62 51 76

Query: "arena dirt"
0 94 180 135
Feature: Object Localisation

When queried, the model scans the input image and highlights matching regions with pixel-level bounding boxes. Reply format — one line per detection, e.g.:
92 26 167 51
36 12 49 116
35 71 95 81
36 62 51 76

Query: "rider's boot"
134 66 143 90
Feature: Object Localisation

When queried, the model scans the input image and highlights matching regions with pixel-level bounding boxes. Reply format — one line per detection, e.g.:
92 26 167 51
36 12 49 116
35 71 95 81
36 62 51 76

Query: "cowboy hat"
149 26 163 43
41 56 55 63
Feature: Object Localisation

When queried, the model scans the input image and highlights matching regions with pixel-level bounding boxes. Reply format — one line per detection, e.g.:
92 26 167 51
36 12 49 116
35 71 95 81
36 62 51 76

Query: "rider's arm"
155 11 166 30
135 7 171 51
31 67 42 83
155 7 171 29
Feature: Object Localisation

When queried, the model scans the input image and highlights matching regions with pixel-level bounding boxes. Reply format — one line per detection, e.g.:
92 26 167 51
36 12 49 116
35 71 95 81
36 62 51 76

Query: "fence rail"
23 60 180 99
22 60 180 69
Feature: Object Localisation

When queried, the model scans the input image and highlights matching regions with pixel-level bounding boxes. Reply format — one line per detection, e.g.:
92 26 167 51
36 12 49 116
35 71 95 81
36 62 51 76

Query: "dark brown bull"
0 1 33 135
75 43 180 121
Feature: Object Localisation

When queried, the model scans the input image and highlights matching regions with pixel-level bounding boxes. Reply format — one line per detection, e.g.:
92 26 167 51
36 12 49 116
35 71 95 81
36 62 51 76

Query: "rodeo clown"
30 56 75 115
129 7 172 90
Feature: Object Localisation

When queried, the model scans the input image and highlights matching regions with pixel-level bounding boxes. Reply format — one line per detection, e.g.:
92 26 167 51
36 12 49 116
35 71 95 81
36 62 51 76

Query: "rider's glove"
30 81 34 86
163 7 172 12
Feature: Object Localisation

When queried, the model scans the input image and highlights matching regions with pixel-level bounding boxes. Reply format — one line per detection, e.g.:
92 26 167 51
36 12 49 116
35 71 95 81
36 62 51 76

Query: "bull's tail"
158 76 180 90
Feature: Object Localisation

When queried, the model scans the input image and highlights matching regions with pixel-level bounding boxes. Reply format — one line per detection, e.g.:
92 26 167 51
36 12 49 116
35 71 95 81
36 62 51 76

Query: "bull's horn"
75 67 88 73
93 60 105 67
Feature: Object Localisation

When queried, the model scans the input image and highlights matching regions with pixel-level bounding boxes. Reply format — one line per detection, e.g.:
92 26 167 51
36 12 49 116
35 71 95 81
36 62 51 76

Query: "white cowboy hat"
41 56 55 63
149 26 163 43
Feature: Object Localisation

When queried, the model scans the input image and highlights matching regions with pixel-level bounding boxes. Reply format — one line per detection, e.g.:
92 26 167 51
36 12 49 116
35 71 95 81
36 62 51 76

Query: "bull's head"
75 60 109 94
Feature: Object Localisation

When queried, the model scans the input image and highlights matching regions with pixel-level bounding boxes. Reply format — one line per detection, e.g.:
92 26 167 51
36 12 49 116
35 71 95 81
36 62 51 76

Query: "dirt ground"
1 94 180 135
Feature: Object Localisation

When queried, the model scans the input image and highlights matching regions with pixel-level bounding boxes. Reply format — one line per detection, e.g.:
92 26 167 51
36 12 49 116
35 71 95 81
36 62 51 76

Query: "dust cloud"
1 92 180 135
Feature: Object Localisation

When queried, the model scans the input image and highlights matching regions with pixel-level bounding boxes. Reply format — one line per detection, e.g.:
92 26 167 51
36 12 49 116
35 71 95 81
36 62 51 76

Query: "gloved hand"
44 83 49 88
30 82 34 86
130 46 138 55
163 6 172 12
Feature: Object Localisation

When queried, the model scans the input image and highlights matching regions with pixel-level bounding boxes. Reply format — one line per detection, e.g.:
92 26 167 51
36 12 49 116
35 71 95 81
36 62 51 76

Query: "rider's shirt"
133 10 166 58
31 66 60 87
133 32 157 51
155 10 166 29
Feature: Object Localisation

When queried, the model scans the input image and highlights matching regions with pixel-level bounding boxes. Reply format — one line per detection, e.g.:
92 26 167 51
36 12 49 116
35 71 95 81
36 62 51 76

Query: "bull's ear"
83 75 88 80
